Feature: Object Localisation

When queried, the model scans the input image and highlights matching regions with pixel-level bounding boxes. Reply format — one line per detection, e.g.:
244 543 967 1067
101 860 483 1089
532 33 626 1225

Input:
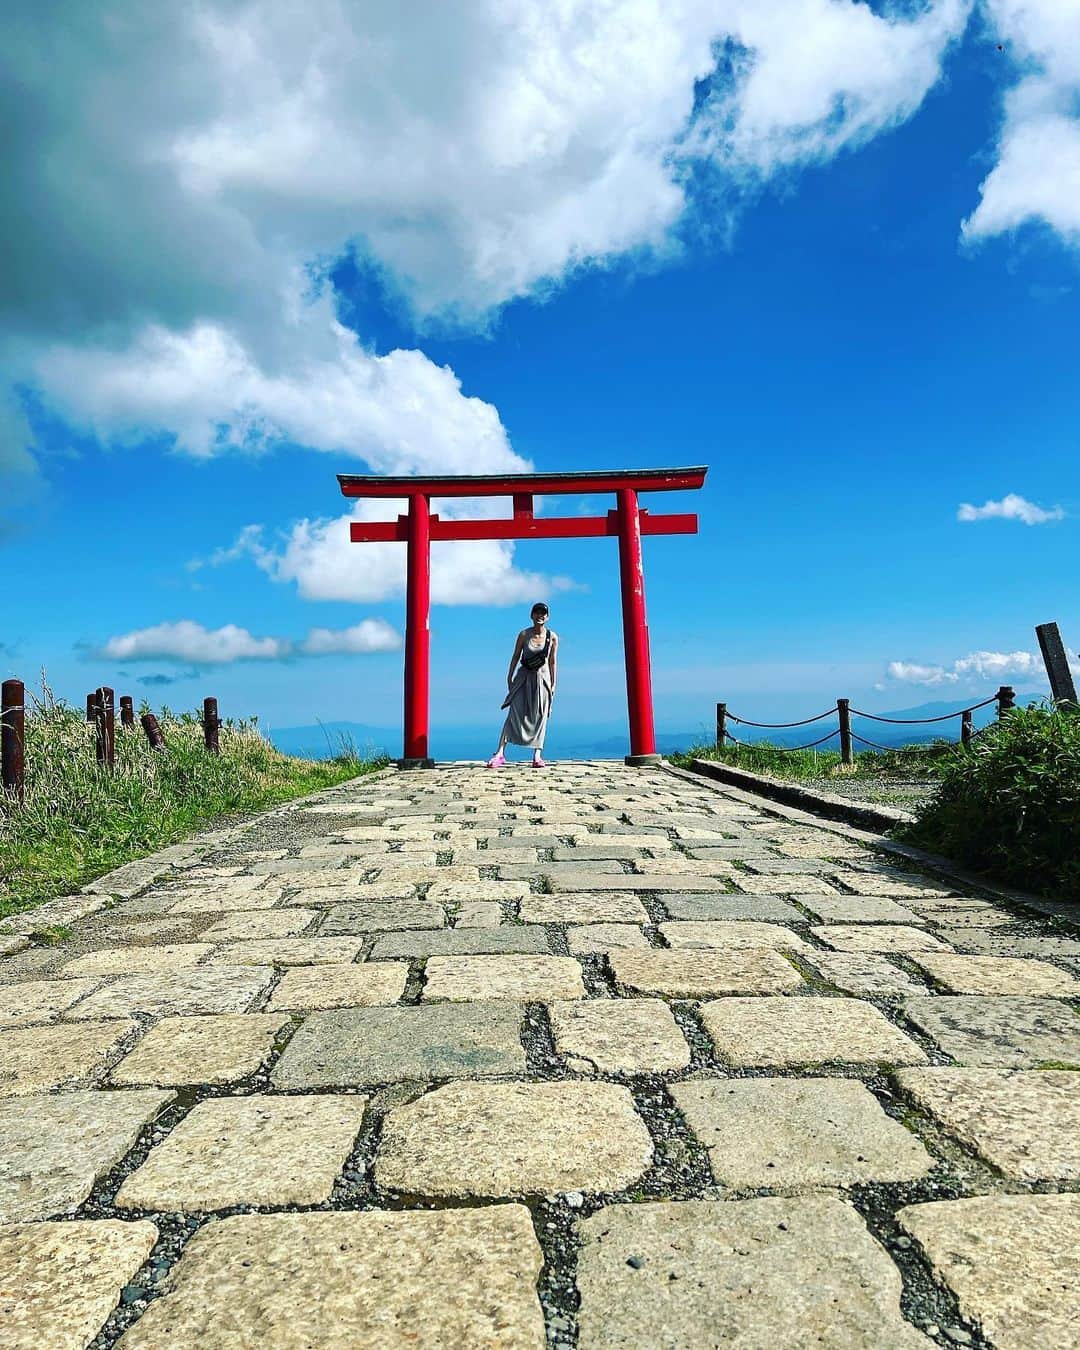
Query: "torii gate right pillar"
616 486 661 765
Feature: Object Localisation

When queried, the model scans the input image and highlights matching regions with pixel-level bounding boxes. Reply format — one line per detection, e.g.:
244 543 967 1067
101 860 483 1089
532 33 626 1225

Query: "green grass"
899 702 1080 898
0 686 387 918
669 739 954 783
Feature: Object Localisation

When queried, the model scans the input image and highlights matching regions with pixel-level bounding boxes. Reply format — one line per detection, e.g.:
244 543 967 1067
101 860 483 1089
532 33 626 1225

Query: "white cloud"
98 617 404 664
100 621 290 665
887 649 1045 685
963 0 1080 245
207 501 580 608
3 2 973 490
957 493 1065 524
301 620 401 655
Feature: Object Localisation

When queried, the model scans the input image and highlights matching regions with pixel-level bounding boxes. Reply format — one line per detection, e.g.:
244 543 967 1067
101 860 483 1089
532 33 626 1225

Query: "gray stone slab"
271 1002 526 1088
422 955 585 1002
115 1208 545 1349
66 966 275 1020
933 931 1080 959
549 999 690 1074
901 996 1080 1067
116 1095 368 1211
1 1219 159 1350
797 895 922 924
500 861 626 880
550 873 733 893
567 924 649 954
671 1077 932 1190
0 977 101 1028
813 925 951 953
895 1068 1079 1181
610 949 804 998
198 909 318 941
320 901 447 933
908 952 1080 996
0 1089 172 1222
701 996 928 1068
898 1194 1080 1350
376 1081 653 1197
659 921 809 951
576 1196 929 1349
369 926 550 958
662 894 803 922
520 893 651 924
61 943 214 977
265 963 408 1011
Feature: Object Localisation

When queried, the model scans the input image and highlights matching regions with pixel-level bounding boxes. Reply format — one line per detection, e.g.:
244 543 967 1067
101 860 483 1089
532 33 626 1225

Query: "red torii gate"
338 466 708 767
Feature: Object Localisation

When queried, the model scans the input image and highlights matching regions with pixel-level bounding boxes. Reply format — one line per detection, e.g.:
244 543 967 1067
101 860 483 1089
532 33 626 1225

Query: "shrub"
901 702 1080 898
0 684 385 916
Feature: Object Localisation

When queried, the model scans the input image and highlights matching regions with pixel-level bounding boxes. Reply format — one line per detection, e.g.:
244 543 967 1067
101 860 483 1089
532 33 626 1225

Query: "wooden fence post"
1 679 25 802
961 708 973 748
837 698 853 766
94 686 115 768
86 693 96 722
203 697 220 754
1035 622 1077 708
715 702 727 750
119 696 135 729
996 685 1016 719
140 712 166 751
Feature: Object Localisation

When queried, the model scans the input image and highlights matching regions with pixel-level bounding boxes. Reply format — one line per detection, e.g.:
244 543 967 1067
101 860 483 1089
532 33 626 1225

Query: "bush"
901 703 1080 898
0 685 386 917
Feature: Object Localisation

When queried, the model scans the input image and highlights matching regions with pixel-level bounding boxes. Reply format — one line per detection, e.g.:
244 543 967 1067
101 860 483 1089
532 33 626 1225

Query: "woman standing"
486 603 558 767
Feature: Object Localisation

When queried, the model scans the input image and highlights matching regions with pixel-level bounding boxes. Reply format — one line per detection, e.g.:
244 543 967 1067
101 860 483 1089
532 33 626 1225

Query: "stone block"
376 1081 652 1197
700 996 927 1068
320 901 446 933
370 926 550 958
575 1196 928 1349
110 1014 289 1086
0 1089 171 1222
266 962 408 1011
567 924 649 954
659 921 809 951
271 1002 525 1088
208 938 364 966
894 1068 1078 1181
549 999 690 1074
0 1019 135 1096
199 909 317 941
0 977 100 1028
908 952 1080 996
116 1094 368 1211
66 966 275 1021
671 1077 932 1189
805 953 925 1001
610 949 803 998
422 955 585 1002
519 893 651 924
116 1207 545 1348
798 895 922 924
662 894 803 922
61 943 214 977
901 996 1080 1067
898 1194 1080 1350
0 1219 158 1350
813 925 951 953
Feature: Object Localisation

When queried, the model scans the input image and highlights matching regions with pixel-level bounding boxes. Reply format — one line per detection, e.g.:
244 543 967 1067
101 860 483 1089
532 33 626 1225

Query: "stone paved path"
0 762 1077 1348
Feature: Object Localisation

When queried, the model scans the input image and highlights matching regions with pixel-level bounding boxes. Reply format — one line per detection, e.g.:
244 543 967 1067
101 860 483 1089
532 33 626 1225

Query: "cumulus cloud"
963 0 1080 245
886 649 1045 685
301 620 401 655
1 0 975 509
96 618 403 664
957 493 1065 524
203 502 580 608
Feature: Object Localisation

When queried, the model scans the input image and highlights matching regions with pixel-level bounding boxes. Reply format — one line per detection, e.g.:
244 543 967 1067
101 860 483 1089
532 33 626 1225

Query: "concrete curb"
681 757 915 834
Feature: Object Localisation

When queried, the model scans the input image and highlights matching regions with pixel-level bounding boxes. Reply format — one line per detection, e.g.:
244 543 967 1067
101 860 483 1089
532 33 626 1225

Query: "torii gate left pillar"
338 467 708 767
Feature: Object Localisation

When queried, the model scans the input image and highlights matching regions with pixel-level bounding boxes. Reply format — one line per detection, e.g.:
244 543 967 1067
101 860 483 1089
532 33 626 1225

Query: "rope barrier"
848 732 951 754
725 728 841 752
848 694 998 724
727 708 835 729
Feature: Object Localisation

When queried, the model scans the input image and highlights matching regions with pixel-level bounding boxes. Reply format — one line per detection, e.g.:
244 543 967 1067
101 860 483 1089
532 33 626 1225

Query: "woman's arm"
548 632 558 695
507 631 525 686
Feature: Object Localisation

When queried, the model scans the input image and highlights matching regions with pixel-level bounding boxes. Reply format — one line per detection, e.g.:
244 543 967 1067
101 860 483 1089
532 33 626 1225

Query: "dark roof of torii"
338 466 708 498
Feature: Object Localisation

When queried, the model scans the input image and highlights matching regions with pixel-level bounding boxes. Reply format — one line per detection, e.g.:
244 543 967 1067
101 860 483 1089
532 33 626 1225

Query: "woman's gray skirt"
500 666 552 749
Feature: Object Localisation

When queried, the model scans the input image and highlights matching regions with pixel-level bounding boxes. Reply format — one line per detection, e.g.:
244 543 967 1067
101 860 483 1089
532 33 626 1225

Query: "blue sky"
2 1 1078 747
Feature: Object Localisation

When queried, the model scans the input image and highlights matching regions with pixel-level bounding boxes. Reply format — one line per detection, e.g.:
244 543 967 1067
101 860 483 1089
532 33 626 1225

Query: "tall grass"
901 703 1080 897
0 682 386 918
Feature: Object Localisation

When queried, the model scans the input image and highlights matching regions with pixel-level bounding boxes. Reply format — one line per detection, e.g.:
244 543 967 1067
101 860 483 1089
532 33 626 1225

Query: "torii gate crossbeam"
338 466 708 767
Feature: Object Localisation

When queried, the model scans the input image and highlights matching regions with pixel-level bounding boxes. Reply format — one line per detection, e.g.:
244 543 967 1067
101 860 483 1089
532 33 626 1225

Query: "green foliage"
669 740 951 783
0 684 387 917
901 703 1080 898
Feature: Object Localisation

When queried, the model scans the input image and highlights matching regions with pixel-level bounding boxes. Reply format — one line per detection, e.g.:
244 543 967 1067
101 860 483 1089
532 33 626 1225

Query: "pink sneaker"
486 753 507 768
531 756 548 768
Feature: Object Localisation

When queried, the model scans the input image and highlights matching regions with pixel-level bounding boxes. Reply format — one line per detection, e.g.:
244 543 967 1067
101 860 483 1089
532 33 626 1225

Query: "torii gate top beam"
338 466 707 498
